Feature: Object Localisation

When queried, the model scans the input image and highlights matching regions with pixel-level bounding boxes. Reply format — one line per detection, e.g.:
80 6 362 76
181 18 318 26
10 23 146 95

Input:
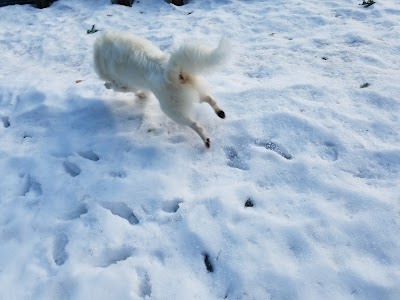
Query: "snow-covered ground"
0 0 399 299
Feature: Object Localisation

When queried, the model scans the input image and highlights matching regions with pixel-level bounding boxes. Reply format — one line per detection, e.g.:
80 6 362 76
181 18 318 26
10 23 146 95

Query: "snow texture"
0 0 399 299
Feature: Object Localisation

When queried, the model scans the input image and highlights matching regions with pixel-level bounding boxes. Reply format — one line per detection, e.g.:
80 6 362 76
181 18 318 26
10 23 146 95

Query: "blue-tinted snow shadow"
3 87 167 206
10 87 160 160
14 93 116 155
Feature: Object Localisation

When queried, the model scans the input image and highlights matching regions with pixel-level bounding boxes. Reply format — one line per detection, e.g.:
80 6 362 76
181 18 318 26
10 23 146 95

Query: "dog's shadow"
11 87 157 162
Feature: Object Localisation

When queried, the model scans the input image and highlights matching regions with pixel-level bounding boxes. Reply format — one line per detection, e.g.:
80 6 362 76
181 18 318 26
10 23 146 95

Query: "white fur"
93 31 229 148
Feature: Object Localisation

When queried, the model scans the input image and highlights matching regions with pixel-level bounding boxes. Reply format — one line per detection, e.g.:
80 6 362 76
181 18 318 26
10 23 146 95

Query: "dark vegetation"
359 0 375 8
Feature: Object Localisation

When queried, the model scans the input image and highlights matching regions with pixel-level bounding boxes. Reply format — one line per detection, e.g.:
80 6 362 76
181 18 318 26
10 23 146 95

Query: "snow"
0 0 399 299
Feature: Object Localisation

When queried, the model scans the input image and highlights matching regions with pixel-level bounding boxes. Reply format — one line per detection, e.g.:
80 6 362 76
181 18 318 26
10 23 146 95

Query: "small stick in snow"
360 82 370 88
359 0 375 8
87 25 99 34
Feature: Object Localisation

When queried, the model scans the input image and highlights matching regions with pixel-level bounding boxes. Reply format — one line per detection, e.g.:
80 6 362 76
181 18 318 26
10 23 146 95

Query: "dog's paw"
205 138 211 148
217 110 226 119
135 91 148 99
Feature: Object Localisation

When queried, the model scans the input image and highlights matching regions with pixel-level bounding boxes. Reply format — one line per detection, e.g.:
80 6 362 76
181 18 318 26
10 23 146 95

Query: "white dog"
93 31 229 148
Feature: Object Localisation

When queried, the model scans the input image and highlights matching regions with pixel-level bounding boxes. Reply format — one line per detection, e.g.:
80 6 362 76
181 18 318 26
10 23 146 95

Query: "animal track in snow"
319 141 338 161
152 250 166 264
22 133 32 140
138 269 152 298
101 201 139 225
78 150 100 161
1 116 10 128
53 233 69 266
21 174 42 196
287 232 311 261
224 147 249 170
66 203 88 220
254 140 292 160
169 134 186 144
110 170 127 178
98 246 134 268
63 161 81 177
162 199 183 213
244 66 272 79
203 252 214 273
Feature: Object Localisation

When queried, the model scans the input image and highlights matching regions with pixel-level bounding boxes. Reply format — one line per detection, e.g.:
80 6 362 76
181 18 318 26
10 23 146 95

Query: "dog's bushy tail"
166 37 230 80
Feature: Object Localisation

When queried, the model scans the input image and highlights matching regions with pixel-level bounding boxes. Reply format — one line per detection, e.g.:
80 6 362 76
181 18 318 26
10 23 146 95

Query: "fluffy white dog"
93 31 230 148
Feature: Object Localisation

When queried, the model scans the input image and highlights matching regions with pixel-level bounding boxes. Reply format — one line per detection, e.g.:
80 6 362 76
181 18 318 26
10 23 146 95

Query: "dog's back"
93 31 169 91
93 31 230 148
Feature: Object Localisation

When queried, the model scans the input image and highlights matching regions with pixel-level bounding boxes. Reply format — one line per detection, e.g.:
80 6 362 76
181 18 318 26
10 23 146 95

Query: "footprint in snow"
97 246 135 268
137 269 152 298
162 199 183 213
319 141 338 161
78 150 100 161
65 203 88 220
287 232 311 261
110 170 127 178
244 66 272 79
254 140 292 160
53 233 69 266
63 161 81 177
1 116 10 128
224 147 249 170
169 134 186 144
21 174 42 196
203 252 214 273
101 201 139 225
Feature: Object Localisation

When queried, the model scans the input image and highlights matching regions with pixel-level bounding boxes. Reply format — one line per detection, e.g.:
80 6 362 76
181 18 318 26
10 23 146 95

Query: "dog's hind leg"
200 95 225 119
179 116 211 148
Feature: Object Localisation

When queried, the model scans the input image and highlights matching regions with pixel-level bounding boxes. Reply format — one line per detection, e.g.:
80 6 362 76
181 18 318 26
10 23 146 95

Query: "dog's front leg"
200 95 225 119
